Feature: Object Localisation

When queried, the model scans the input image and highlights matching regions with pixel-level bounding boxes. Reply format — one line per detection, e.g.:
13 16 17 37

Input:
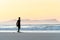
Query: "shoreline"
0 30 60 33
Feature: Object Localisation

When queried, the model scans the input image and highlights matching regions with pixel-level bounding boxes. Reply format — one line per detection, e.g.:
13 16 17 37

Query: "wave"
0 24 60 30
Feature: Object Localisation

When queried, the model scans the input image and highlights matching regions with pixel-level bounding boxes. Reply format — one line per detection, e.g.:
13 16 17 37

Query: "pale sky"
0 0 60 21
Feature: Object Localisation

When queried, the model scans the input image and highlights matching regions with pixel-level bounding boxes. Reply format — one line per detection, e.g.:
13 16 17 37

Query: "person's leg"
18 28 20 32
17 27 19 32
18 27 20 32
17 26 20 33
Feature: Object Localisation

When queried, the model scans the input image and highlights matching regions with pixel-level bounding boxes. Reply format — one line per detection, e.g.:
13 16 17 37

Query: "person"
16 17 21 33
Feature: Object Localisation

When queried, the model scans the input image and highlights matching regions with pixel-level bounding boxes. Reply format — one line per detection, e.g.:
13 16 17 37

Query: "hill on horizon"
0 19 60 26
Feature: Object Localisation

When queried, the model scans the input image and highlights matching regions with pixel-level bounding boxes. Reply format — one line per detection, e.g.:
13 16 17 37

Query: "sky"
0 0 60 21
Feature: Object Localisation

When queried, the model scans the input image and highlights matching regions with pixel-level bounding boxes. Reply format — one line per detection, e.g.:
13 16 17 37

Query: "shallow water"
0 24 60 31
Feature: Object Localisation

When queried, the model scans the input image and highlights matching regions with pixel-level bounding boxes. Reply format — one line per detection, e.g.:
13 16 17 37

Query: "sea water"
0 24 60 32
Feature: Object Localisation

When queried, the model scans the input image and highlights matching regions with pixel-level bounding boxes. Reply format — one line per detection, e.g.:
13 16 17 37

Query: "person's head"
18 17 20 20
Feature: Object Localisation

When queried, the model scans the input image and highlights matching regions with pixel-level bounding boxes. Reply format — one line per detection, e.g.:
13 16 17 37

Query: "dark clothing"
16 20 20 26
18 26 20 32
16 19 21 32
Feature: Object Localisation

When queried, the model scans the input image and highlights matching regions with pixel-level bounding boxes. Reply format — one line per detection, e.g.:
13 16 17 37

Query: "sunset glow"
0 0 60 21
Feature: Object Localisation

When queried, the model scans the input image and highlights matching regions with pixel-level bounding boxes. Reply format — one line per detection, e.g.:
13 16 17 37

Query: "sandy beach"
0 32 60 40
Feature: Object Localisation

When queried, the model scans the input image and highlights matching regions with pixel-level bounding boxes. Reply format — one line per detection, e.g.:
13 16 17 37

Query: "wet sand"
0 32 60 40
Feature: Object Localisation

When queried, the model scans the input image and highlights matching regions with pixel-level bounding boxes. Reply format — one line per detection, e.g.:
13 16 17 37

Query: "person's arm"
16 21 18 26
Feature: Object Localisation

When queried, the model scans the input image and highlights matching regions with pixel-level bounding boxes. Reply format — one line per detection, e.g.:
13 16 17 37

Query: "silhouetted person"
16 17 21 33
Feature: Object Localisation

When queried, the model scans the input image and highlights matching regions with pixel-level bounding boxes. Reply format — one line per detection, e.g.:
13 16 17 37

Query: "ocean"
0 24 60 32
